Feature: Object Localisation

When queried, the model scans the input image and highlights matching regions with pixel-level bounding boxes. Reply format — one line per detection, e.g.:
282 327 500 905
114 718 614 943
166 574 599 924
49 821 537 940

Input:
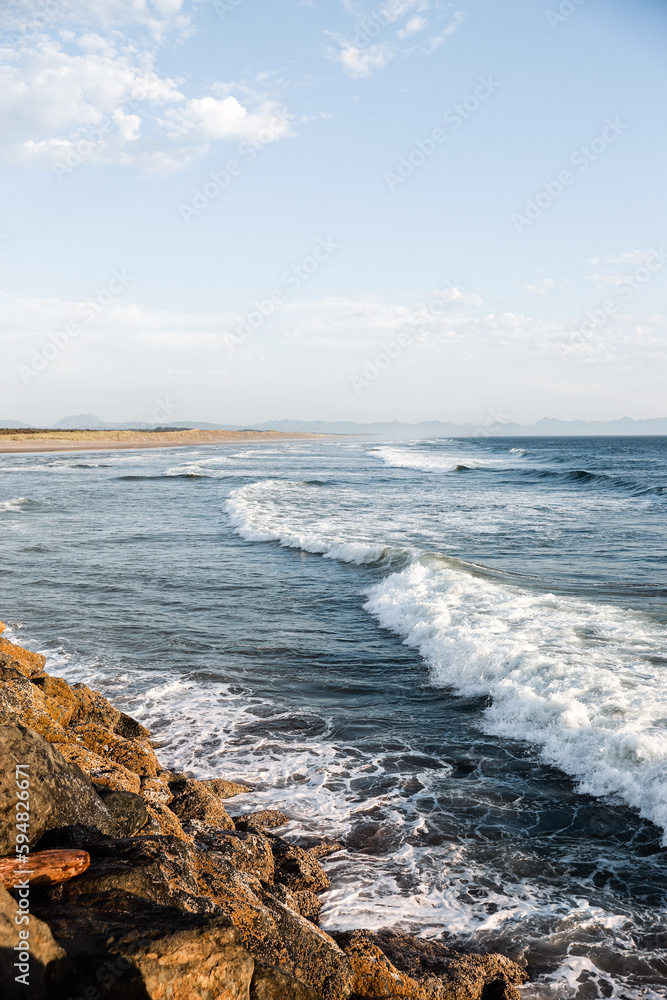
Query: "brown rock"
58 742 142 793
271 837 330 893
70 682 121 730
0 636 47 676
73 722 160 776
33 674 79 726
0 724 119 853
234 809 289 831
141 774 174 805
114 710 152 742
0 848 90 888
143 801 191 841
201 776 253 798
192 828 275 881
337 930 420 998
292 890 322 925
0 672 68 742
169 777 235 830
0 884 67 1000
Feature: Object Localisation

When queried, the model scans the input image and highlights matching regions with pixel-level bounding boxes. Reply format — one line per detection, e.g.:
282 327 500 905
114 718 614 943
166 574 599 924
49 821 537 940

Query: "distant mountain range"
2 414 667 437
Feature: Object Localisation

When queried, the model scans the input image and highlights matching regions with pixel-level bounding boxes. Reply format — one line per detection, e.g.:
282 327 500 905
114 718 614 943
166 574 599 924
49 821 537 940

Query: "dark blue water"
1 436 666 999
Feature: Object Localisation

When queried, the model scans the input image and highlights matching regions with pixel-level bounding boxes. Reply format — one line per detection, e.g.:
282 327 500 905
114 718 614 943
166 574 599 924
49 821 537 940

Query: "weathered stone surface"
192 828 275 881
32 674 79 726
201 777 253 799
0 884 68 1000
251 963 320 999
140 774 174 805
0 724 119 853
32 892 255 1000
0 673 68 742
114 710 152 742
336 931 528 1000
97 790 149 838
169 777 235 829
60 741 142 793
142 800 191 841
271 837 330 893
70 682 122 730
0 636 46 676
73 722 160 776
234 810 289 831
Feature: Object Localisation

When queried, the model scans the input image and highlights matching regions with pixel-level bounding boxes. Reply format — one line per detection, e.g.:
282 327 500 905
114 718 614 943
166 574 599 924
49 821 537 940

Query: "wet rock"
73 722 160 777
271 837 330 893
292 890 322 925
234 809 289 831
96 790 149 838
0 724 119 852
60 742 142 794
0 884 68 1000
168 777 235 830
201 776 253 798
142 800 191 841
294 837 345 861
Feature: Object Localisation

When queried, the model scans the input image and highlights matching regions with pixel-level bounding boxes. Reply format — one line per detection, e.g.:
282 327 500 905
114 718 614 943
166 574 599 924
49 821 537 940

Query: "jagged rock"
0 672 68 742
336 930 528 1000
271 837 330 893
292 890 322 924
59 742 142 793
297 838 345 861
234 809 289 831
201 776 253 798
96 790 149 838
114 711 151 742
191 827 275 881
0 884 68 1000
73 722 160 777
140 774 174 805
0 636 46 676
0 848 90 888
70 683 121 730
258 883 322 925
31 674 79 726
168 777 235 829
0 725 119 853
143 800 191 841
31 892 255 1000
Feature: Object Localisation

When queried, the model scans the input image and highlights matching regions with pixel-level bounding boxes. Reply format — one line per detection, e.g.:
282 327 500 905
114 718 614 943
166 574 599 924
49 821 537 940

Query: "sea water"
1 435 666 998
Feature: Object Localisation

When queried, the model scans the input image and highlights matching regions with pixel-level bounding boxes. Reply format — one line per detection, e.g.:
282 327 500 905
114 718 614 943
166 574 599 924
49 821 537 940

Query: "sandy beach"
0 428 322 454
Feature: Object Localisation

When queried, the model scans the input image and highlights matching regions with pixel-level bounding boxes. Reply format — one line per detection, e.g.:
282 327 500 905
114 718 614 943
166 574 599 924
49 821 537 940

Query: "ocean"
2 435 666 999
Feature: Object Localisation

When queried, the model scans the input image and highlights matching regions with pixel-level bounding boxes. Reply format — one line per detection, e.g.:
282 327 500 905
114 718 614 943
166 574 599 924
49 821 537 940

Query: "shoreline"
0 622 527 1000
0 429 328 454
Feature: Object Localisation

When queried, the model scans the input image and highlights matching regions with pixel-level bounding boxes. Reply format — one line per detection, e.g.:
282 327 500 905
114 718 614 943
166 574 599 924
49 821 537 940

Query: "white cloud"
335 42 395 78
0 1 293 175
397 15 427 39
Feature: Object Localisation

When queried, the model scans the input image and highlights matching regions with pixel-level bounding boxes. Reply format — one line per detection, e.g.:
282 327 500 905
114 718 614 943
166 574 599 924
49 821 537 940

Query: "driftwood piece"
0 849 90 887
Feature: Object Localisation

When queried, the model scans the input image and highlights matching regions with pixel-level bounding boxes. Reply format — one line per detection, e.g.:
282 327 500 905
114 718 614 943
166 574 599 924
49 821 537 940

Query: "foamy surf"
365 559 667 842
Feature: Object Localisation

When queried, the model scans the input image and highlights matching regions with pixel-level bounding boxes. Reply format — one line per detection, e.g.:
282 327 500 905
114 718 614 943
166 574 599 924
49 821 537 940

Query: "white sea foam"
365 558 667 841
0 496 35 512
372 445 510 473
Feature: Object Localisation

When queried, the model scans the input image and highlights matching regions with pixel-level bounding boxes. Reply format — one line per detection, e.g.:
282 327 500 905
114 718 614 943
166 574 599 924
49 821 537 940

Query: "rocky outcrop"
0 624 528 1000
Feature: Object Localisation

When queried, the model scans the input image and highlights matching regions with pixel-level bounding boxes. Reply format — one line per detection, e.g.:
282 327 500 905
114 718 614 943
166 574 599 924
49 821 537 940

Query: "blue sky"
1 0 666 426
